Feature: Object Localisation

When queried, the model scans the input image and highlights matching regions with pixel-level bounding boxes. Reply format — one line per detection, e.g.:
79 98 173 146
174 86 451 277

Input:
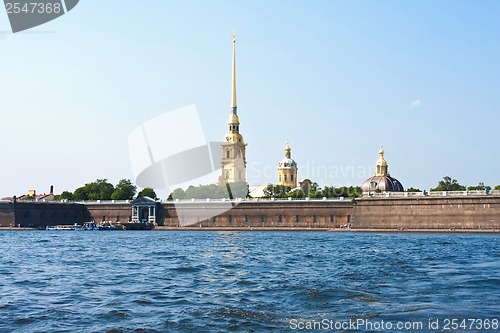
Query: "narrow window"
226 150 231 158
278 215 282 223
330 215 334 223
225 170 229 179
213 216 217 225
313 215 317 223
291 174 294 181
261 215 265 223
284 174 287 181
296 215 300 223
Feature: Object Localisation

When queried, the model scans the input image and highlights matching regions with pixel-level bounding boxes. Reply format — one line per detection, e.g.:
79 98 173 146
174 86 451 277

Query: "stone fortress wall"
2 195 499 231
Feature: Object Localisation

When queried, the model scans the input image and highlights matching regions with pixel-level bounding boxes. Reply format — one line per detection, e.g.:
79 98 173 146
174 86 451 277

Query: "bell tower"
277 143 298 188
220 33 247 184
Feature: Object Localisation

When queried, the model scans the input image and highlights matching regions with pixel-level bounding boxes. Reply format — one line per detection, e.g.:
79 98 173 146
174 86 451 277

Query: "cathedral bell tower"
219 33 247 184
277 143 298 188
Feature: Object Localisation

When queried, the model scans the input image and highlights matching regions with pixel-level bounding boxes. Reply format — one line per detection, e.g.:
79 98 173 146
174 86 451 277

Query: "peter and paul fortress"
2 34 498 232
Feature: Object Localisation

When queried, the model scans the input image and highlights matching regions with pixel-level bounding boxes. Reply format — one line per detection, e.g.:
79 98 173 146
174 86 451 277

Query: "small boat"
98 221 117 230
46 223 82 231
83 221 98 230
83 221 118 230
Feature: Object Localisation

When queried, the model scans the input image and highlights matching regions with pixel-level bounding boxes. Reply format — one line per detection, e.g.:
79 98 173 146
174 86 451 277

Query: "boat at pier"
46 223 83 231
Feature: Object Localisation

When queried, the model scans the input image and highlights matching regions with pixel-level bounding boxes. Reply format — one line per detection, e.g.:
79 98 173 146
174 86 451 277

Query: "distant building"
277 143 298 188
219 33 247 184
299 179 313 196
17 185 55 201
361 147 404 193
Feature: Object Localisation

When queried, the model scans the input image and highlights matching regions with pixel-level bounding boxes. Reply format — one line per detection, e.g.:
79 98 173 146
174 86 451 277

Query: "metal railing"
362 190 500 198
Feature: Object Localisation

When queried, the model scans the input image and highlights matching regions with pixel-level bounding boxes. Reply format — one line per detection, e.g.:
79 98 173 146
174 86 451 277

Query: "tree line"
408 176 500 192
168 182 249 200
56 179 157 201
53 176 500 202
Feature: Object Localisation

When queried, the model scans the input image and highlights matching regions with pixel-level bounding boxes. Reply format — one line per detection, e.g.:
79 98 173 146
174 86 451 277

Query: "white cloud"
409 99 422 109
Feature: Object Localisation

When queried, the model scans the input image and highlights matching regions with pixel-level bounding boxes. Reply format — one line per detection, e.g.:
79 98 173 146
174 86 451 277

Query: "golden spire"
230 32 237 114
375 145 388 176
284 142 291 159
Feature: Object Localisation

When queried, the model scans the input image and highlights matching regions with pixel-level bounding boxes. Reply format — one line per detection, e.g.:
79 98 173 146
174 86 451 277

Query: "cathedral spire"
220 33 247 185
231 32 237 115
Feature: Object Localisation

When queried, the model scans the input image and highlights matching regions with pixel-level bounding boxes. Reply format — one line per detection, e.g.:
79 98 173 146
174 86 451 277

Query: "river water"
0 231 498 332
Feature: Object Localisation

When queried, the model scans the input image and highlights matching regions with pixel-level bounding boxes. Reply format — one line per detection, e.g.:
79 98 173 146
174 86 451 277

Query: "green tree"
495 185 500 191
288 189 304 198
226 181 249 199
168 188 186 200
73 179 115 201
111 179 137 200
431 176 466 192
308 182 321 198
263 184 290 198
467 182 491 191
54 191 75 201
137 187 157 199
406 187 422 192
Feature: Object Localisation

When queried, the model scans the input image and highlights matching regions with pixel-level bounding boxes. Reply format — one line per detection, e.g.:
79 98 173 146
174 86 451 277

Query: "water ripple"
0 231 498 332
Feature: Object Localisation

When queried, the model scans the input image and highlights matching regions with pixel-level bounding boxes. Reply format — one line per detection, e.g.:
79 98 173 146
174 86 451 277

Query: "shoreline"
153 227 500 233
1 226 498 233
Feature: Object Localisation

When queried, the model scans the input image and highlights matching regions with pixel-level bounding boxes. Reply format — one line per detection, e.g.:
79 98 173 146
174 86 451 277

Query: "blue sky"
1 1 499 198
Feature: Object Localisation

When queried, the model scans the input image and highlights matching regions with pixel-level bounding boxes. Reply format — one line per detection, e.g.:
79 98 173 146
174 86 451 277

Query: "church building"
361 146 404 193
219 34 247 184
277 143 298 188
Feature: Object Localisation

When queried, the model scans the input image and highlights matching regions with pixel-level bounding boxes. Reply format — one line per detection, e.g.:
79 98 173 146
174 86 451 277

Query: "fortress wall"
83 203 133 223
3 196 500 230
12 202 85 228
161 200 354 228
0 202 15 227
353 195 500 230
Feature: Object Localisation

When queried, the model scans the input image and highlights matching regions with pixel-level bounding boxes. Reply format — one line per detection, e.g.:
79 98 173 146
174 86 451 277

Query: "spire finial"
230 32 237 114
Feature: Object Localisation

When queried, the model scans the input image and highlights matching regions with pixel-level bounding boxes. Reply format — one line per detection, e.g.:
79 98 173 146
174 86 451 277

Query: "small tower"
220 33 247 184
375 146 388 176
277 143 298 188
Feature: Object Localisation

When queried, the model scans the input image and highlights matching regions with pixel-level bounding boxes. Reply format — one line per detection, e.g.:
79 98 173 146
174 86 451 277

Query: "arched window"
237 150 241 158
284 174 287 181
291 174 294 181
279 174 282 182
225 170 229 179
226 150 230 158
